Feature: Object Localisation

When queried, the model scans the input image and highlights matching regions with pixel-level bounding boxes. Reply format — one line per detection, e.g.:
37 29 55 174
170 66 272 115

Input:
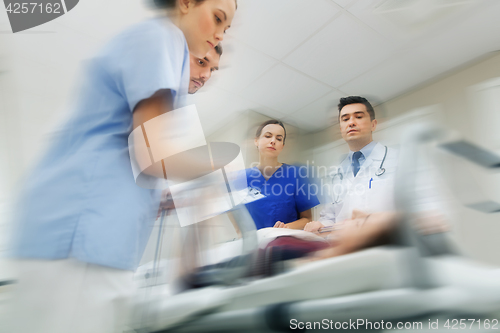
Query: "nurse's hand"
304 221 324 233
156 189 175 219
273 221 289 228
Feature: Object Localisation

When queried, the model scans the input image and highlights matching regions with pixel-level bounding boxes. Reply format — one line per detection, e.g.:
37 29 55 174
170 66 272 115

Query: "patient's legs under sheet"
6 258 135 333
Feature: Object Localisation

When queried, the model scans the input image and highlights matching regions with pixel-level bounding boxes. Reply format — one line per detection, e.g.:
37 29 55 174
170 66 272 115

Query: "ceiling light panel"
228 0 339 60
348 0 476 42
243 64 331 115
416 0 500 74
283 12 394 87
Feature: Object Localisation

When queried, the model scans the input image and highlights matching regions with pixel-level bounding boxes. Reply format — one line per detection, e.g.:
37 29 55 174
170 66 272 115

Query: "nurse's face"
339 103 377 146
255 124 285 157
179 0 236 58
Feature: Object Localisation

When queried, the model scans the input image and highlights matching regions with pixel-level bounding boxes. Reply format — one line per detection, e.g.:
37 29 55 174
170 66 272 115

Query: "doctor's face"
189 48 220 94
255 124 285 157
339 103 377 145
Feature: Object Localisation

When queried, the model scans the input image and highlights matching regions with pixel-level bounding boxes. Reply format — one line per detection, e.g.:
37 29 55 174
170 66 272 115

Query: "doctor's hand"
273 221 289 228
304 221 325 233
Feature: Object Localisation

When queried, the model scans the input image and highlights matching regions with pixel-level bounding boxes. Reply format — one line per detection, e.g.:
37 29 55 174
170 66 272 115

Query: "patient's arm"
306 209 380 233
304 203 337 232
313 209 450 259
315 211 399 258
273 209 313 230
304 221 325 232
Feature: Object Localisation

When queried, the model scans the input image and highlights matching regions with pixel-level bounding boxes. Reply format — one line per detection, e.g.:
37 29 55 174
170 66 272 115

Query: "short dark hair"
153 0 205 9
255 119 286 144
153 0 237 10
338 96 375 120
214 43 223 57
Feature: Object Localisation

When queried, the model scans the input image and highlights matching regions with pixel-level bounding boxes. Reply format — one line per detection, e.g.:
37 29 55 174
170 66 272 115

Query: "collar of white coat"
339 142 385 176
347 140 378 163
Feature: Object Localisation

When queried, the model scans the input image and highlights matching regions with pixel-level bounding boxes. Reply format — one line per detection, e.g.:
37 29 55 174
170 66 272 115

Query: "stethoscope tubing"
331 145 388 203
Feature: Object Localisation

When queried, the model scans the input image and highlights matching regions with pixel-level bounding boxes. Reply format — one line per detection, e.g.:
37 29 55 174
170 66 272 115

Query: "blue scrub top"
245 164 320 229
12 18 190 271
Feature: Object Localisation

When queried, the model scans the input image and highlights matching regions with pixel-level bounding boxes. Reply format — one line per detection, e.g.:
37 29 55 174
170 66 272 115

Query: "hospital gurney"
132 125 500 333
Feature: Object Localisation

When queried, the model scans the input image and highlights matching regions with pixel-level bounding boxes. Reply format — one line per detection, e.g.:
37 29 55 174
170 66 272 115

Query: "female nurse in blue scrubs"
10 1 237 332
245 120 320 230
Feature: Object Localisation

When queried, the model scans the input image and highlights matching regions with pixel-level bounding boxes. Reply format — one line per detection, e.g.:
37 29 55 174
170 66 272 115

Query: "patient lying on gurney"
202 209 448 281
230 204 449 263
237 208 450 268
304 209 449 260
144 176 450 289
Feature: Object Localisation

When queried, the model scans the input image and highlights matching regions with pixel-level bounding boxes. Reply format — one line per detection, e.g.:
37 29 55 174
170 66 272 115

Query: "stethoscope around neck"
331 145 388 203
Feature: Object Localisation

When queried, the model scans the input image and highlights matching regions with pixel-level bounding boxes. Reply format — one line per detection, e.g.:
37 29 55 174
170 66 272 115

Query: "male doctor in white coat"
305 96 399 232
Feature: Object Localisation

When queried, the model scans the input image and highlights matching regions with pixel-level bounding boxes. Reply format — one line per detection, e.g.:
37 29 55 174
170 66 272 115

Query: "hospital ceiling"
2 0 500 136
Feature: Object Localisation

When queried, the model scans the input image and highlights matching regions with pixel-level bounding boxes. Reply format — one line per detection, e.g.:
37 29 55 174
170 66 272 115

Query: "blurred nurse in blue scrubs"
245 120 320 230
8 1 237 332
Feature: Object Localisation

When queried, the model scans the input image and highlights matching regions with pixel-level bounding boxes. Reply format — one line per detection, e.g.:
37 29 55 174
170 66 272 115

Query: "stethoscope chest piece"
375 168 385 176
374 146 388 177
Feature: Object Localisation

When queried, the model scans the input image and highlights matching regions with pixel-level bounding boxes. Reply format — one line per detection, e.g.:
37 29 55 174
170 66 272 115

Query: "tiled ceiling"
2 0 500 136
282 12 394 88
208 0 500 134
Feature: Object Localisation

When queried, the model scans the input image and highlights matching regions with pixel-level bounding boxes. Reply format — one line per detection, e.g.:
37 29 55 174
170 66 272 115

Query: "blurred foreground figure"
7 1 237 332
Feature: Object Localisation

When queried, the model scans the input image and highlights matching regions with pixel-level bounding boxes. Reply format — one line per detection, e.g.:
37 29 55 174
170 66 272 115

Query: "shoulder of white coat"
386 146 400 162
372 143 398 159
383 146 400 175
338 153 349 166
333 154 350 175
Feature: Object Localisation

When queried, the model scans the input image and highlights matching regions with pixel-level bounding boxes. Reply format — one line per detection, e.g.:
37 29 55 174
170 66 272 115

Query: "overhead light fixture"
373 0 474 33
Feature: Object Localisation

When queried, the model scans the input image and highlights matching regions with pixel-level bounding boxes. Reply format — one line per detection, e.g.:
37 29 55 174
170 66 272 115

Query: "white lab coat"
319 142 399 225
